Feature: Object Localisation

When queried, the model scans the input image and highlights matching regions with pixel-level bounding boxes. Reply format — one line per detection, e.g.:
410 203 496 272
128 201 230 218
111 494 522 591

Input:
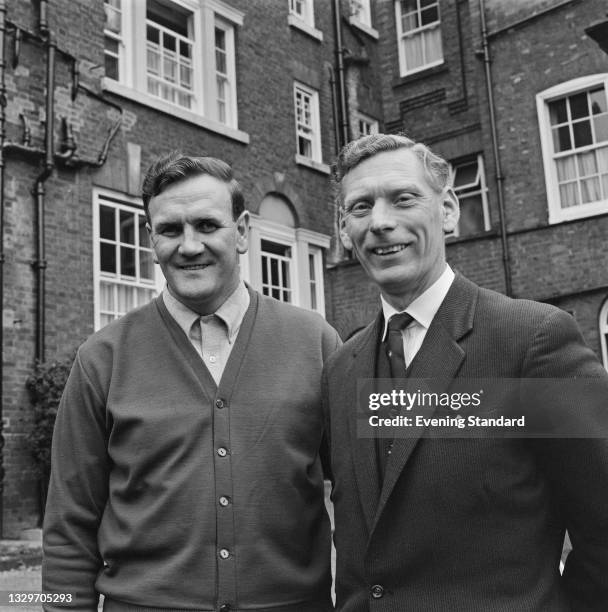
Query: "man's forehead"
150 174 231 210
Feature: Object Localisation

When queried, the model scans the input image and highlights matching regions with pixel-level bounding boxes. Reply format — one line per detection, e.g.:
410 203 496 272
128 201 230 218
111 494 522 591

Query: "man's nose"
369 199 397 233
178 225 205 255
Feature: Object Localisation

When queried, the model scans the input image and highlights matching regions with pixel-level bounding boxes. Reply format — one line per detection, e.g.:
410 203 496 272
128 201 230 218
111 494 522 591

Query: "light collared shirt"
381 265 455 369
162 281 250 384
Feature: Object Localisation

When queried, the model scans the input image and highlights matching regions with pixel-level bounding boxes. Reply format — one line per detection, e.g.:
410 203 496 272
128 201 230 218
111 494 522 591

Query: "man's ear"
235 210 250 255
146 222 159 263
338 209 353 251
442 188 460 234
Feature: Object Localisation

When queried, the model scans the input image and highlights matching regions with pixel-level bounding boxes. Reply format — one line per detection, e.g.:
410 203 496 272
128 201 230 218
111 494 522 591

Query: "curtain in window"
423 27 442 64
404 34 423 70
578 151 601 203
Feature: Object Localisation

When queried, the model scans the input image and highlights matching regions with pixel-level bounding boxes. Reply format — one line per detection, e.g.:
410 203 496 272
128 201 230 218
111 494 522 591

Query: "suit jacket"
323 274 608 611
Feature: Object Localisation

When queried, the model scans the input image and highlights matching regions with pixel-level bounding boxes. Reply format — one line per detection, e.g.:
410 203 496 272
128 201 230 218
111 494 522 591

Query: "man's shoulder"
255 291 336 333
78 299 161 357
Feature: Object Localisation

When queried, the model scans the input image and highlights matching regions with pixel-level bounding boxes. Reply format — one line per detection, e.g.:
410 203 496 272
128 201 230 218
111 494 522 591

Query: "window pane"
117 285 134 313
100 281 114 310
569 92 589 120
572 120 592 148
120 210 136 244
100 242 116 273
577 151 598 177
421 0 437 7
590 87 607 114
402 12 418 31
549 99 568 125
140 251 155 280
180 40 191 58
423 27 442 64
559 182 580 208
453 161 478 188
298 136 312 157
552 125 571 152
121 246 136 277
593 113 608 144
404 34 424 70
105 55 118 80
281 261 290 288
401 0 417 15
581 177 601 203
556 156 576 182
421 6 438 25
147 25 159 45
104 36 119 54
163 34 176 53
458 195 485 235
597 146 608 173
100 205 115 239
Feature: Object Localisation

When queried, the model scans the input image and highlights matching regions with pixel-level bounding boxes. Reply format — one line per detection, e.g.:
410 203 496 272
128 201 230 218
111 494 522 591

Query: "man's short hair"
332 133 452 207
141 151 245 220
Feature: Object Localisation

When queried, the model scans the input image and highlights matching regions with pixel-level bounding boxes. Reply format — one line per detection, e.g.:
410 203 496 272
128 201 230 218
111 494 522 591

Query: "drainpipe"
333 0 349 148
0 0 6 538
479 0 512 296
32 35 55 363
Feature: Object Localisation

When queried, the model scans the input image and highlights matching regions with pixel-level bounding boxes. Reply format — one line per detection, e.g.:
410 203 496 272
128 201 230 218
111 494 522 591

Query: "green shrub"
25 352 76 481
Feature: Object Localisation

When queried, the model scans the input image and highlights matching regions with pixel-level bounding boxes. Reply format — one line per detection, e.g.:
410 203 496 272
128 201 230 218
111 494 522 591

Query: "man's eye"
157 225 181 237
348 201 373 215
394 195 414 207
198 221 219 233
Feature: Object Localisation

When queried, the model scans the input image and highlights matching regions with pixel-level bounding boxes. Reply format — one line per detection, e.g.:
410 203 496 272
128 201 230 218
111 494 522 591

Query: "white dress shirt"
380 265 455 369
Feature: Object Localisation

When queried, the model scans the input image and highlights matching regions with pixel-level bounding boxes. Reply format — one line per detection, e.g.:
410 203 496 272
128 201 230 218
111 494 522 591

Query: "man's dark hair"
141 151 245 220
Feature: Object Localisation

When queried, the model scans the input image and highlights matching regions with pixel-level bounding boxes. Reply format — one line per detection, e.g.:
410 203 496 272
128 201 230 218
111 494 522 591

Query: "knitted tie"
385 312 413 378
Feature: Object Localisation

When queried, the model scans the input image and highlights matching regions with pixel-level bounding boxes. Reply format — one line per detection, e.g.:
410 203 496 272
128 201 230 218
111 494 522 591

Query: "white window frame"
395 0 443 77
241 215 330 315
102 0 248 143
348 0 378 38
600 298 608 371
288 0 323 41
449 154 491 237
294 82 329 173
537 74 608 224
93 189 165 330
355 111 379 138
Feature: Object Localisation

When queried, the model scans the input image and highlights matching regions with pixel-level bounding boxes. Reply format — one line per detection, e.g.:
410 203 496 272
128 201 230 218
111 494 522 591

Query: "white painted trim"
348 16 378 39
536 73 608 224
600 298 608 371
295 154 331 174
102 79 250 144
288 14 324 42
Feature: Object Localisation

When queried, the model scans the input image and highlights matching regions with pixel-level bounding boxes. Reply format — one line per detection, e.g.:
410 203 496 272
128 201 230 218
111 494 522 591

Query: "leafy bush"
25 352 76 481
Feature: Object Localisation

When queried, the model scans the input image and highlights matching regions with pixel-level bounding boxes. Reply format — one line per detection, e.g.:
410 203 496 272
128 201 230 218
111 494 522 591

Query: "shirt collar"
380 265 455 341
162 281 250 343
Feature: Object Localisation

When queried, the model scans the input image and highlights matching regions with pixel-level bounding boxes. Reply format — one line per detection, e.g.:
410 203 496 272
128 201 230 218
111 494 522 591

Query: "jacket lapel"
372 274 478 531
345 313 384 532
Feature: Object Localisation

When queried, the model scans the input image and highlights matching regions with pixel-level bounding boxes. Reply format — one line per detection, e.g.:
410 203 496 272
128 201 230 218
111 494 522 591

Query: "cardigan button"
219 496 231 507
219 605 231 612
217 447 228 457
219 548 230 559
215 398 225 409
370 584 384 598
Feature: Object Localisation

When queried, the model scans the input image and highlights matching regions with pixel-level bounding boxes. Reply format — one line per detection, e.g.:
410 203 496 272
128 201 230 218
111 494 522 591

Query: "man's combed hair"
141 151 245 220
332 133 452 206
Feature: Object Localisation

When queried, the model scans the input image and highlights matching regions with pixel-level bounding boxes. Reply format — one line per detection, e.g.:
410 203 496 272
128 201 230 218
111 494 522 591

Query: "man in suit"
43 153 340 610
324 133 608 610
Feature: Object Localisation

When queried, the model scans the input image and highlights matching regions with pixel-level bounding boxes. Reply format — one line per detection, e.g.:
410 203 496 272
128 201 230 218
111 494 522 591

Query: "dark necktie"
385 312 413 378
378 312 413 478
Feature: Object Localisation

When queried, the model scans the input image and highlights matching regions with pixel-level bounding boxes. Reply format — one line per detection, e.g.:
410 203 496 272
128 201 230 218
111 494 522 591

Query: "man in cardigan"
324 133 608 610
43 153 341 611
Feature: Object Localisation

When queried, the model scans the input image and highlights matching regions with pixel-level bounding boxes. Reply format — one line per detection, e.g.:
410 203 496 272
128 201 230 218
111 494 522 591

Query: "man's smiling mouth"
180 264 210 270
372 244 407 255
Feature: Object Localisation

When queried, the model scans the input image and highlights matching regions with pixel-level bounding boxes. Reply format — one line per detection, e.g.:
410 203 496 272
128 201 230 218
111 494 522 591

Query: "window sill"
393 61 447 87
347 16 379 39
288 14 324 42
295 154 331 175
102 79 250 145
548 201 608 225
